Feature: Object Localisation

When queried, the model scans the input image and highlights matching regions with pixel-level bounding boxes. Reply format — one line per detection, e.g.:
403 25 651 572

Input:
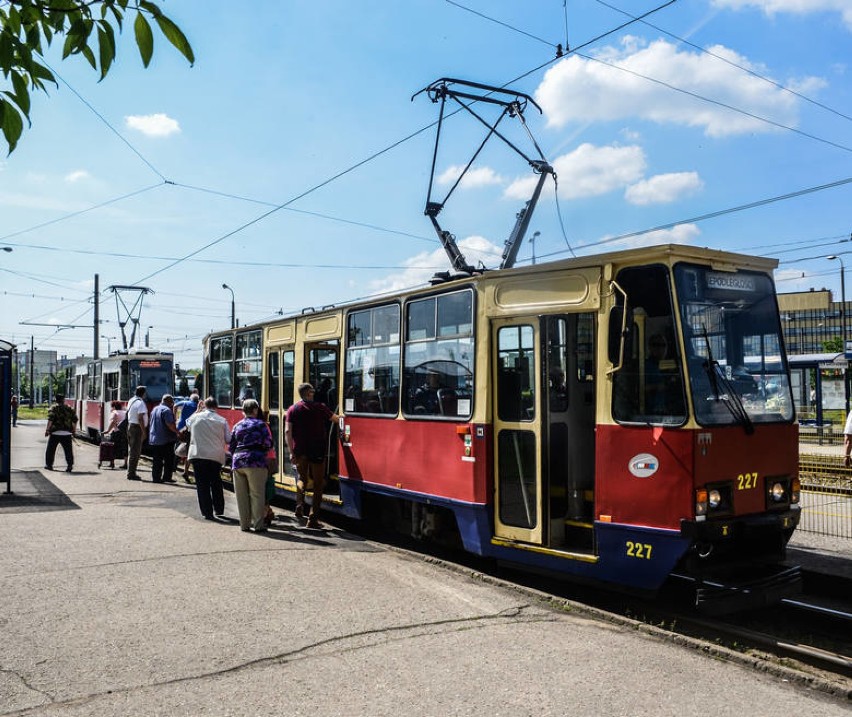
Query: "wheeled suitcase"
98 439 115 468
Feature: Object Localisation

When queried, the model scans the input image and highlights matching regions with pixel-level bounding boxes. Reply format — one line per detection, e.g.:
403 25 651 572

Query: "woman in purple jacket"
229 399 273 532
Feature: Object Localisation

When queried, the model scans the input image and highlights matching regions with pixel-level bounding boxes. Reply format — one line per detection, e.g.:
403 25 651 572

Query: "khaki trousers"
233 466 268 531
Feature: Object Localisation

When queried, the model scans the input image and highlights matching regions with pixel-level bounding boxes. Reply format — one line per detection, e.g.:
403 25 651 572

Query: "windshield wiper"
699 326 754 435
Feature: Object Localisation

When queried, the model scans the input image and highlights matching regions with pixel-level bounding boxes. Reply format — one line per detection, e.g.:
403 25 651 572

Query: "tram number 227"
737 472 758 490
626 541 653 560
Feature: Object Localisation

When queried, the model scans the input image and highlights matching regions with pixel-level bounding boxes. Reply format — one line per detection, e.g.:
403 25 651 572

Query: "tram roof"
202 243 779 341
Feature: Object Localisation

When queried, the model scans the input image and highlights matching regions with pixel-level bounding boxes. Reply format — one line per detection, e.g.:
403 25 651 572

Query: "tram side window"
611 265 687 426
236 330 262 403
87 362 102 401
104 372 119 402
209 335 234 408
404 290 474 419
344 304 400 415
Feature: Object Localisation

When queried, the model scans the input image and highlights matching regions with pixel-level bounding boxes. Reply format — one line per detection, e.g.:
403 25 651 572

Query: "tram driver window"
611 265 687 426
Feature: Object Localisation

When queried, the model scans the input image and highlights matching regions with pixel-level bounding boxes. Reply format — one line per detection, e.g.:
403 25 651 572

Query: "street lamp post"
101 335 114 355
530 231 540 266
828 255 848 414
222 284 236 329
145 326 153 348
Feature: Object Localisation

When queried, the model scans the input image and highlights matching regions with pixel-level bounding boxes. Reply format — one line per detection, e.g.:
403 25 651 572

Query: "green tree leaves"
0 0 194 154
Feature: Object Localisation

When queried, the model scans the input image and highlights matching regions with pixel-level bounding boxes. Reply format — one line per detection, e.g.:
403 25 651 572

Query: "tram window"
611 265 687 426
282 350 295 409
236 330 262 403
345 305 400 416
87 362 101 401
576 314 595 384
211 336 233 362
498 325 535 422
268 352 280 410
210 363 233 408
547 318 569 413
498 430 537 529
403 291 474 419
104 372 119 402
309 347 338 410
209 335 235 407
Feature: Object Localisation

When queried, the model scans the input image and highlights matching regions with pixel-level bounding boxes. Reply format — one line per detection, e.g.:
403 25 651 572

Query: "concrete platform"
1 422 849 715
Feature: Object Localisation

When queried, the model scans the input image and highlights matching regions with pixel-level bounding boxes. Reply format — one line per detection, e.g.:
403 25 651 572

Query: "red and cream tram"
202 245 800 603
64 349 175 439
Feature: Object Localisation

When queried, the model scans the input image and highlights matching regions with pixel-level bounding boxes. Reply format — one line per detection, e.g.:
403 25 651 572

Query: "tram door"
304 342 340 492
266 347 295 481
493 314 597 550
493 318 544 544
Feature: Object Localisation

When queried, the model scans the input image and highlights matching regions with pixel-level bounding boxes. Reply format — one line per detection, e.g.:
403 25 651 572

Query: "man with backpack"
44 394 77 473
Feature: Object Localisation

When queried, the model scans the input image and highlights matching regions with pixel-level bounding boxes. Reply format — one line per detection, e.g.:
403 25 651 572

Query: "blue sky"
1 0 851 369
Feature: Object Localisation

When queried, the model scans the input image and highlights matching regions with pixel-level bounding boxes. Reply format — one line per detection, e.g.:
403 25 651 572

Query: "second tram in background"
201 244 801 610
64 348 175 439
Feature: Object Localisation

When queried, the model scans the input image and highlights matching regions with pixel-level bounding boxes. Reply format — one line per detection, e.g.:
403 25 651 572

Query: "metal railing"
797 456 852 539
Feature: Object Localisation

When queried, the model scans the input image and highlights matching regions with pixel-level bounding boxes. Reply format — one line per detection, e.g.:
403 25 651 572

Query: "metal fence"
798 457 852 539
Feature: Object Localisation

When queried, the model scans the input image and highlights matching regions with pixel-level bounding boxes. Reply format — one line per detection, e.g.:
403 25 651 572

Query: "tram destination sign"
706 272 757 293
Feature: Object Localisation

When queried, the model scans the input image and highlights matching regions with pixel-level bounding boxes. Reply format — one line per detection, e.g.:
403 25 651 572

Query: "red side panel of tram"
340 417 491 504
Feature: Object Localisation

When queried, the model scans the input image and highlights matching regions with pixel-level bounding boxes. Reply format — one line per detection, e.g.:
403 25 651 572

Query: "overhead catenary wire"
534 175 852 259
591 0 852 125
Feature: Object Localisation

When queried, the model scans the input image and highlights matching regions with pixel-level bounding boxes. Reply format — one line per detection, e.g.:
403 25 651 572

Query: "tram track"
323 512 852 691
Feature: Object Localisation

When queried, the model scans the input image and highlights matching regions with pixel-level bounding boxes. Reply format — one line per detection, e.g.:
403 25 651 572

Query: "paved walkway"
0 422 849 715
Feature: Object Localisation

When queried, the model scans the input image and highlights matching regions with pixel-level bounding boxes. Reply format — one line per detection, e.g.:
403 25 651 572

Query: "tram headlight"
708 489 722 509
769 481 786 502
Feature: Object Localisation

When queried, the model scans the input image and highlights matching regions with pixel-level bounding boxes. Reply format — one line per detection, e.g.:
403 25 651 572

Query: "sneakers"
306 517 323 529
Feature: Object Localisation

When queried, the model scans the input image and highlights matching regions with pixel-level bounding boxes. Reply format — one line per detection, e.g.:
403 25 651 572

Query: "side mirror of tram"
608 306 632 365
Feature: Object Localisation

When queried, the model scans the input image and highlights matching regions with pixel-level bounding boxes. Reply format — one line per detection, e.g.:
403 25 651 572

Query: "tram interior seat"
438 389 456 416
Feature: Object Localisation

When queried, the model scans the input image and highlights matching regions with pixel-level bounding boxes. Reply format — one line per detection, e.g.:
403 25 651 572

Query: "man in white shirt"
186 396 232 520
126 386 149 481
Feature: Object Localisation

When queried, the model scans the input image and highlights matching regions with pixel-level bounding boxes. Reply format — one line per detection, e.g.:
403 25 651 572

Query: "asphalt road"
1 421 849 716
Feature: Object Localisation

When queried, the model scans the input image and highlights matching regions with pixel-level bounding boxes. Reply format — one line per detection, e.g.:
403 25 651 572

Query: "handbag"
175 442 189 458
266 453 279 476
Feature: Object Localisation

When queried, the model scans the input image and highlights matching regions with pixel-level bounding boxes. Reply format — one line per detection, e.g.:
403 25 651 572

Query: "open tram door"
492 314 597 553
304 340 341 498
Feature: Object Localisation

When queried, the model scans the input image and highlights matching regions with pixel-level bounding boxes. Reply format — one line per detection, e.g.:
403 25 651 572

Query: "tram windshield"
674 264 794 426
128 358 173 402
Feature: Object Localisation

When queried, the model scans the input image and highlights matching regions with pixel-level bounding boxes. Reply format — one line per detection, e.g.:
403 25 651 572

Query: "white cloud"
124 113 181 137
370 236 503 293
774 268 809 290
595 223 701 251
505 143 646 201
712 0 852 30
625 172 703 205
437 164 504 188
534 38 819 136
64 170 90 183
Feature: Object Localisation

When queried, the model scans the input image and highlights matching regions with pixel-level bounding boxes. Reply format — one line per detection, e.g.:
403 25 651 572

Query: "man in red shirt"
285 383 339 528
